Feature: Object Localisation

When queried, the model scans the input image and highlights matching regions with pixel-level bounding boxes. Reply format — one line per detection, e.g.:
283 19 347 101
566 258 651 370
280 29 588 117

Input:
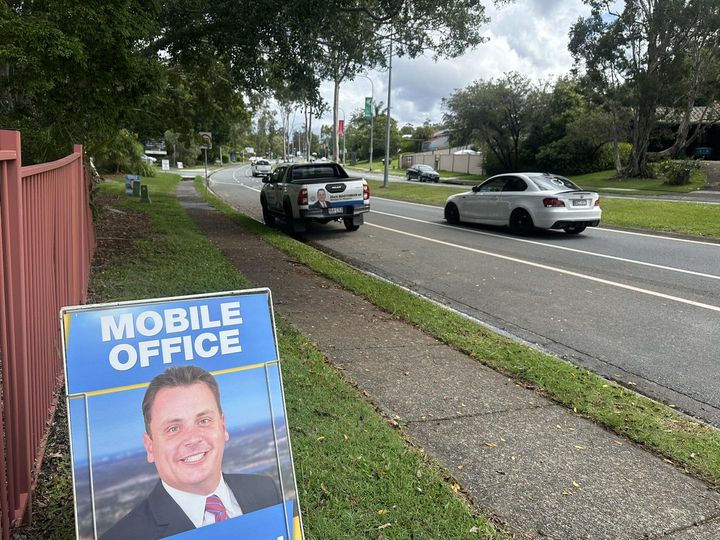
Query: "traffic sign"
364 97 372 118
199 131 213 150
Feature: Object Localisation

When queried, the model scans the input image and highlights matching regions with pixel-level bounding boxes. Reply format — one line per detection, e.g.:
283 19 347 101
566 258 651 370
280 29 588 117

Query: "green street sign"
364 97 372 118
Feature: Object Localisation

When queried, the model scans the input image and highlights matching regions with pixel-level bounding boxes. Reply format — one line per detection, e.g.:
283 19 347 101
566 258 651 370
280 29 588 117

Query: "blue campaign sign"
170 502 295 539
64 291 278 395
61 289 304 540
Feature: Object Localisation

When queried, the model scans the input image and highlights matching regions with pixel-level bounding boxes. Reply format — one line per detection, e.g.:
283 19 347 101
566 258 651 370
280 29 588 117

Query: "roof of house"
656 103 720 125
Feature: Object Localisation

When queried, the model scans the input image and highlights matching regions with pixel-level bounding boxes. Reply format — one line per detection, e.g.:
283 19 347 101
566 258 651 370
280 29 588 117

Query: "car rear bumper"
532 208 602 229
301 204 370 219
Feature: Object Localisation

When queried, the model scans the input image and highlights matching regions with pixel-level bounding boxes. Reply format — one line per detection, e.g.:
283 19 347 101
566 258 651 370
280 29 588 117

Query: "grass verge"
197 177 720 489
366 179 720 240
18 173 504 539
570 169 706 194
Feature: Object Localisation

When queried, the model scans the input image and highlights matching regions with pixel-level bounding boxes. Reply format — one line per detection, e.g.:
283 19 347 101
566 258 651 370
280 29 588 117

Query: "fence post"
0 130 31 529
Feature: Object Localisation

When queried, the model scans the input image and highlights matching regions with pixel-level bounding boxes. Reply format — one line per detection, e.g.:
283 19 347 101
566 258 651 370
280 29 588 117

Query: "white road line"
592 226 720 246
365 222 720 314
370 210 720 281
372 196 720 247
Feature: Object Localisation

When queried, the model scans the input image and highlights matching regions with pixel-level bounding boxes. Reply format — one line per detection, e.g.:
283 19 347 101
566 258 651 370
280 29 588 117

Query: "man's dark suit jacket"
100 473 281 540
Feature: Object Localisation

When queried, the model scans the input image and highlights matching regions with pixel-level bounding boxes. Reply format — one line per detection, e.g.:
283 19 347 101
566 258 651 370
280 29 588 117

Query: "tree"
524 78 624 175
316 0 492 165
346 103 401 161
570 0 720 176
443 72 541 171
0 1 162 163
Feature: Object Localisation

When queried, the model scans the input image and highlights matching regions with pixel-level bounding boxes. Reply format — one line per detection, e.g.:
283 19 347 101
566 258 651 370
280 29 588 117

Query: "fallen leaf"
378 523 391 530
572 480 581 488
562 490 573 496
484 442 498 448
574 445 586 450
316 436 325 442
377 509 388 516
457 464 464 470
451 483 461 493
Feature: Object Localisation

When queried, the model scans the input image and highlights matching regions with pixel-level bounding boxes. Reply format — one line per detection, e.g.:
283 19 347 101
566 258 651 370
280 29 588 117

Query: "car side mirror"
472 186 481 192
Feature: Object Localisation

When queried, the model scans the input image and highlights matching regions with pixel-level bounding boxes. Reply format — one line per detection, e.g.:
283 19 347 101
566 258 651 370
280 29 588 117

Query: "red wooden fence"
0 130 96 539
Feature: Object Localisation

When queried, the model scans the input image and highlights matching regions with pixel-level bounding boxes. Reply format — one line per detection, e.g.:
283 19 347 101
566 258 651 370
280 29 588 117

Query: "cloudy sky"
307 0 595 131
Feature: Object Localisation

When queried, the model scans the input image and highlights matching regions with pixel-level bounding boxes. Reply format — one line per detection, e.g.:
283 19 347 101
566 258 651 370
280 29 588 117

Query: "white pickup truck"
260 162 370 233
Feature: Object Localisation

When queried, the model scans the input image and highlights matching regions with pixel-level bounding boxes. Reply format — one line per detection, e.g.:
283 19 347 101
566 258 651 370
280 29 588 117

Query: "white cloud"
311 0 592 129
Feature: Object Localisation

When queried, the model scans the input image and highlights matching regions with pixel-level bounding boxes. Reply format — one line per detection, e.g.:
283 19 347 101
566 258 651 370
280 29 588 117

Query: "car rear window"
528 174 581 191
256 160 270 166
289 164 349 181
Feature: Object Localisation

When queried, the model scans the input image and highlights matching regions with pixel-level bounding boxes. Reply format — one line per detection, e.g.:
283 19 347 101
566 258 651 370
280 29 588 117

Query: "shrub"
654 159 700 185
596 142 632 171
94 129 154 176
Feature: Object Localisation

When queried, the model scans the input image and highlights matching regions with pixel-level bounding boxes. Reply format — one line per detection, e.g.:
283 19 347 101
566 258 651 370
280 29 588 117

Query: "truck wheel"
343 217 360 231
284 201 298 235
260 197 275 227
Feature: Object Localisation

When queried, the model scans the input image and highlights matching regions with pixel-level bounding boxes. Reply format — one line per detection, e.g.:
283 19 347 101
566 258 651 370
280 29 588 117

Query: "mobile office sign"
61 289 303 540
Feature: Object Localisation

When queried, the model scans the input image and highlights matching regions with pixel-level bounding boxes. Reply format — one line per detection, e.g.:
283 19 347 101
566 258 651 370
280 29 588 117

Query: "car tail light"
543 197 565 207
363 183 370 200
594 197 600 206
298 188 308 206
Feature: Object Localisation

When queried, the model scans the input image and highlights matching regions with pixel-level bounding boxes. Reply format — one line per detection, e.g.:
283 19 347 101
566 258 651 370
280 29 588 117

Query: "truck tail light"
363 183 370 200
543 197 565 207
298 188 308 206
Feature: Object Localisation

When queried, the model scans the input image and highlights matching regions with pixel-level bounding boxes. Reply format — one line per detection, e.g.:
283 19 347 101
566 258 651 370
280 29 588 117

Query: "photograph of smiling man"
101 366 281 540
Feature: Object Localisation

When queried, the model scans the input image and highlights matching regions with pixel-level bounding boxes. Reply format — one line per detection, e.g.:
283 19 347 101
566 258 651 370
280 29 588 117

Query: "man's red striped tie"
205 495 229 523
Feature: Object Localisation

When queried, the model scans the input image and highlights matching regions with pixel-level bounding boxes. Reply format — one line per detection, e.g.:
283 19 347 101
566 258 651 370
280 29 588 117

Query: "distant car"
140 155 157 163
444 172 601 235
251 159 272 177
406 164 440 182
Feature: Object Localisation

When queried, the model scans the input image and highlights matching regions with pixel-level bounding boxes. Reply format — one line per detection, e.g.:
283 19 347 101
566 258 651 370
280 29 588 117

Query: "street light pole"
359 74 374 172
383 36 393 188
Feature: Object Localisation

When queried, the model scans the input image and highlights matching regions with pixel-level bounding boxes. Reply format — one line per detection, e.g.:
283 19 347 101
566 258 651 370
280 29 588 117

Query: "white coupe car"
444 172 601 235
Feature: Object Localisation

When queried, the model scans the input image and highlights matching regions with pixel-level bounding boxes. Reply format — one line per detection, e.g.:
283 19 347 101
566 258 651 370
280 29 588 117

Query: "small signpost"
199 131 212 190
125 175 139 196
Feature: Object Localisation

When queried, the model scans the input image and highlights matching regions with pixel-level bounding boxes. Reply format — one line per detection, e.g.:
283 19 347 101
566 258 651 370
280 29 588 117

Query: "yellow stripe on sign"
67 362 277 398
63 313 72 351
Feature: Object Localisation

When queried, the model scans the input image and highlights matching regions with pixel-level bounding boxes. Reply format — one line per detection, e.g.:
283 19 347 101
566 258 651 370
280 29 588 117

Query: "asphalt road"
208 164 720 427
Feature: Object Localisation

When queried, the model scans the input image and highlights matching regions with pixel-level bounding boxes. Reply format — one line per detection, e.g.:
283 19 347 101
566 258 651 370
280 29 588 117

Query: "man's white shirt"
162 475 243 528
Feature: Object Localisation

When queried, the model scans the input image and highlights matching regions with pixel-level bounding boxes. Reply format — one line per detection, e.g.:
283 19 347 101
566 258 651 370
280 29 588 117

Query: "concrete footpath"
176 181 720 539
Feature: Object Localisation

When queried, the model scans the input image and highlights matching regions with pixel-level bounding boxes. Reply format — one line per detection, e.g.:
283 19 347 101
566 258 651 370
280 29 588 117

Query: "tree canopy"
1 0 496 164
570 0 720 176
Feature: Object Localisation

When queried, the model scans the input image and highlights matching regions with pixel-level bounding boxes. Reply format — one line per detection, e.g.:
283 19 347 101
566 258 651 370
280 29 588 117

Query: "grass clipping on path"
22 174 503 540
197 177 720 489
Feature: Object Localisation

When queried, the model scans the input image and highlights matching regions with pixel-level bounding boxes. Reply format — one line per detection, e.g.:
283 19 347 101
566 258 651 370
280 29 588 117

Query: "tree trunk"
627 101 654 177
333 78 340 162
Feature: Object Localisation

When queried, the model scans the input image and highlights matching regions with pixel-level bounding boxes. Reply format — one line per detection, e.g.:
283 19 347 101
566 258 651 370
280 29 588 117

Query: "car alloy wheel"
509 209 534 235
444 202 460 224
